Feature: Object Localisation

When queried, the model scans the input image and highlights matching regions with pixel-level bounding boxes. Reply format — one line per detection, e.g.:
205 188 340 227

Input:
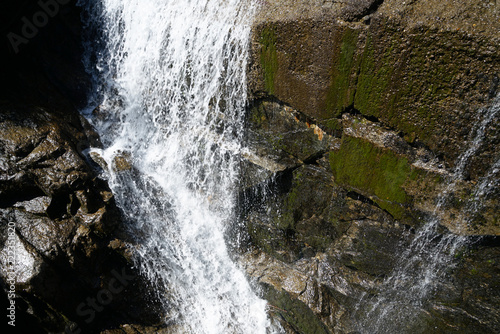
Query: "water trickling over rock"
355 95 500 333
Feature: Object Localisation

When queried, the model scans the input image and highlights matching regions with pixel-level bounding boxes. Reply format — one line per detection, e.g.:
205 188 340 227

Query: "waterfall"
356 95 500 333
78 0 277 332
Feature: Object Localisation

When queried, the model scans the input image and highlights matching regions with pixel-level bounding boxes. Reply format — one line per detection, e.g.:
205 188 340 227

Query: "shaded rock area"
0 1 165 333
240 0 500 333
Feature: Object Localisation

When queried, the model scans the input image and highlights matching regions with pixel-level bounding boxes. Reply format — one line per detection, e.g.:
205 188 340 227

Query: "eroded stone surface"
242 2 500 329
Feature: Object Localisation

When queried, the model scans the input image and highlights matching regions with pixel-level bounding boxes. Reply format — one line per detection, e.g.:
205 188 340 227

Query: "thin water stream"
356 95 500 333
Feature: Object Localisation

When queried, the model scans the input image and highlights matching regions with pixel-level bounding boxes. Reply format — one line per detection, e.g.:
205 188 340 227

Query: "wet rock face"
241 0 500 332
0 2 165 332
240 100 500 334
0 103 164 332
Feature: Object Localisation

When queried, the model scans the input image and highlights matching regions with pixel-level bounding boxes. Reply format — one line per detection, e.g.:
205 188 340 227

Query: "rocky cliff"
0 0 499 333
239 0 500 333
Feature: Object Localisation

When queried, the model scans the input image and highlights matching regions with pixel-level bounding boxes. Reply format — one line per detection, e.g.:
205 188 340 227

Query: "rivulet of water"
78 0 278 333
356 95 500 333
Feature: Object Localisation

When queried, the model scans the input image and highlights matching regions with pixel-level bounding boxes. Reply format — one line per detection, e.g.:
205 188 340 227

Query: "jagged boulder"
0 101 165 333
0 1 165 332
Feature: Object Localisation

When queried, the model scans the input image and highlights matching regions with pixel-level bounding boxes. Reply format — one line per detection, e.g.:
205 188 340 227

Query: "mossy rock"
262 282 331 334
329 135 418 221
260 27 278 95
247 100 334 162
253 20 361 121
247 214 301 263
251 15 499 175
337 220 409 277
352 17 499 171
276 165 342 247
325 26 362 119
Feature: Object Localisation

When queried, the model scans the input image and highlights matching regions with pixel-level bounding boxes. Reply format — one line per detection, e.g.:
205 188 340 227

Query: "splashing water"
356 95 500 333
78 0 277 332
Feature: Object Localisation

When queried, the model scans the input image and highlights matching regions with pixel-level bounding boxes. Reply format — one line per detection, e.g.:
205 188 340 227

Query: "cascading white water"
78 0 278 332
356 95 500 333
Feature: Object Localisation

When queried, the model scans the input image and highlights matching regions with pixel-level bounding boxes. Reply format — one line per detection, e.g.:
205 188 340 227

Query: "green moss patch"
263 283 331 334
326 27 360 117
260 27 278 95
329 136 415 219
354 32 397 118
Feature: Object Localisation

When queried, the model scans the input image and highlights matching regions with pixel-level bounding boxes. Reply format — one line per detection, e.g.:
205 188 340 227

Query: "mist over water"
79 0 277 332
